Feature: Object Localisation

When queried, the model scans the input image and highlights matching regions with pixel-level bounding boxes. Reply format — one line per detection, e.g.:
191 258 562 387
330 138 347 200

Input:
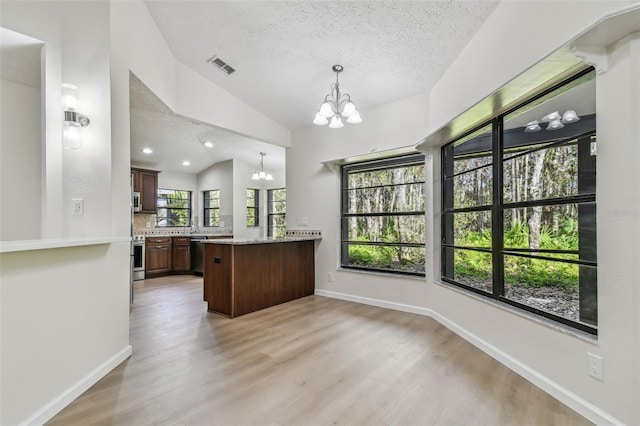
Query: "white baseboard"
315 289 433 317
314 289 621 426
22 345 133 426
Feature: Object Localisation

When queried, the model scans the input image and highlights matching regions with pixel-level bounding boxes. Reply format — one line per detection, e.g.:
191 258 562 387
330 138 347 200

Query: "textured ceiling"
130 73 285 175
144 0 499 130
0 27 43 88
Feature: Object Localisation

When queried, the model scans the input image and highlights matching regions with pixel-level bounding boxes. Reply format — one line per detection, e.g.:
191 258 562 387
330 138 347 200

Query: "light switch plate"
72 198 84 216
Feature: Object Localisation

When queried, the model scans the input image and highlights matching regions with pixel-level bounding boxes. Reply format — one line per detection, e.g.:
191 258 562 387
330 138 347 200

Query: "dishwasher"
190 236 207 275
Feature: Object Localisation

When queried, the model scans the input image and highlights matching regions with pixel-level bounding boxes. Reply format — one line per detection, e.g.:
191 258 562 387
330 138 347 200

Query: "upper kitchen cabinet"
131 168 159 214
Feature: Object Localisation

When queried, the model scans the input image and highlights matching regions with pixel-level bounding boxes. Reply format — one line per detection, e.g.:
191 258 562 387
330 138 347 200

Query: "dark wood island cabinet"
203 239 315 317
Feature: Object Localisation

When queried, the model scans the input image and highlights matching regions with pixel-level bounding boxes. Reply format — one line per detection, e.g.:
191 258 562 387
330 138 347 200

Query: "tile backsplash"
133 213 233 236
286 230 322 239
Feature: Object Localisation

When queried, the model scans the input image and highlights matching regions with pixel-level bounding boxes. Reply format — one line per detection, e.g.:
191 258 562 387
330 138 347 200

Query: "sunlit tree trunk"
528 152 545 252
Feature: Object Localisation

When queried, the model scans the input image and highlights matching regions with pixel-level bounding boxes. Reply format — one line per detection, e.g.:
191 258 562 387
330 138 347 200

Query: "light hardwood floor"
47 275 591 425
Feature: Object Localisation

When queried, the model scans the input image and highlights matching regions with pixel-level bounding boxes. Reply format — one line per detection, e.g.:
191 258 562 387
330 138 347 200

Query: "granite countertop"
201 236 320 245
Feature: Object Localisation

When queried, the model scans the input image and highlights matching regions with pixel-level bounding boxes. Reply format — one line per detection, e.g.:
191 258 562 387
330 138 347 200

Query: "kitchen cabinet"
131 168 159 214
172 236 191 273
146 237 172 276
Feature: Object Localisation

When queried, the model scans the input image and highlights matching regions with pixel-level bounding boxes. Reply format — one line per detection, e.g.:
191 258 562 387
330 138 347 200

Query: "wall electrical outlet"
587 352 604 381
327 272 333 283
297 217 309 227
72 198 84 216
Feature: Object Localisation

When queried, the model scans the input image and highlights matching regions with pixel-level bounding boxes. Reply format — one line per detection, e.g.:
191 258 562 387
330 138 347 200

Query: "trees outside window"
441 68 597 334
268 188 286 238
341 154 425 276
157 189 191 227
246 188 259 227
203 190 220 227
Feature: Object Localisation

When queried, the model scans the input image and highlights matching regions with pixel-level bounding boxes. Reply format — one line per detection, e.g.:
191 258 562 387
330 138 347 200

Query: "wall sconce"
62 83 90 150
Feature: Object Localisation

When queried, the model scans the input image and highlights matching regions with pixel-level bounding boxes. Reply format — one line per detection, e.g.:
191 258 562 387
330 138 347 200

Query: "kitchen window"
203 189 220 227
246 188 259 227
268 188 286 238
341 153 426 276
156 188 191 227
441 68 597 334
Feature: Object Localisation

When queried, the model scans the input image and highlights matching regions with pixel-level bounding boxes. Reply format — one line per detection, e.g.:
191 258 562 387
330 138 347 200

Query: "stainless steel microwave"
133 192 141 212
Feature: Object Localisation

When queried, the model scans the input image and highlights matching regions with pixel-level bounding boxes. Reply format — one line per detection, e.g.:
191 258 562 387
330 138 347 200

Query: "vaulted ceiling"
131 1 500 173
143 0 499 130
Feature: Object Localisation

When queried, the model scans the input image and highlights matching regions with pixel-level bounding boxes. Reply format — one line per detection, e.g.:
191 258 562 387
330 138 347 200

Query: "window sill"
338 267 426 282
433 279 598 344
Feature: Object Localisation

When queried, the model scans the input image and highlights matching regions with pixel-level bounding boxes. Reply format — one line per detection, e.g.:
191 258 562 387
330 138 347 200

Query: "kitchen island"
203 237 316 317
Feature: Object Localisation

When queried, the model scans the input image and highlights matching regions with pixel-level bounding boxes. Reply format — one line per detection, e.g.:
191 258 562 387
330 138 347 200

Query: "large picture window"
203 190 220 227
157 188 191 227
268 188 286 238
341 154 425 276
441 68 597 334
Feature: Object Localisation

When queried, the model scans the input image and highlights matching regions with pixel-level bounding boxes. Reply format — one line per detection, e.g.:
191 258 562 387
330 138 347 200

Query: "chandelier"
313 64 362 129
251 152 273 181
524 110 580 132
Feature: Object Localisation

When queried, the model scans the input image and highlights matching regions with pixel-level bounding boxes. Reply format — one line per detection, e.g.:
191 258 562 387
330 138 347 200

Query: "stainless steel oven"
133 235 145 280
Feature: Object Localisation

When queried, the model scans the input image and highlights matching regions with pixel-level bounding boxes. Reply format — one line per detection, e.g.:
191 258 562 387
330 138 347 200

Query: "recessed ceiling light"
182 160 191 166
203 141 214 149
141 147 153 154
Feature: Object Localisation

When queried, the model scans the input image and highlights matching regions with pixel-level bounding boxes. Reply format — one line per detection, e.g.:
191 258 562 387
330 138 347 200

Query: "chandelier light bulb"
346 111 362 124
319 101 334 118
547 119 565 130
251 172 260 180
341 101 356 117
524 120 541 132
542 111 561 122
562 110 580 123
313 112 329 125
266 173 274 181
329 116 344 129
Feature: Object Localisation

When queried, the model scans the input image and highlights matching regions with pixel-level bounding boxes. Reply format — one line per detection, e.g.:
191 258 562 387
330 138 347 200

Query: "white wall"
0 243 131 426
288 90 430 297
0 1 131 424
287 2 639 425
198 160 234 229
0 79 42 240
425 2 639 425
429 1 630 131
233 159 264 239
109 0 290 152
2 0 114 239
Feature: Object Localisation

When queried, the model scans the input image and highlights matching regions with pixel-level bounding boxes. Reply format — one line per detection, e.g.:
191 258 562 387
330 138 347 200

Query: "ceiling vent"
206 56 236 75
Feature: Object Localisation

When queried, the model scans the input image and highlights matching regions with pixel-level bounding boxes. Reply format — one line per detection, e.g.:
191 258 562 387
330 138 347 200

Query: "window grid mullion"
492 117 504 299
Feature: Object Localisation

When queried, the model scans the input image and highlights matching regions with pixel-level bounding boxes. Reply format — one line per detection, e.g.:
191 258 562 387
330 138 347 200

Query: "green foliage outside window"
247 188 259 227
342 154 426 275
204 190 220 227
268 188 286 238
157 189 191 227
